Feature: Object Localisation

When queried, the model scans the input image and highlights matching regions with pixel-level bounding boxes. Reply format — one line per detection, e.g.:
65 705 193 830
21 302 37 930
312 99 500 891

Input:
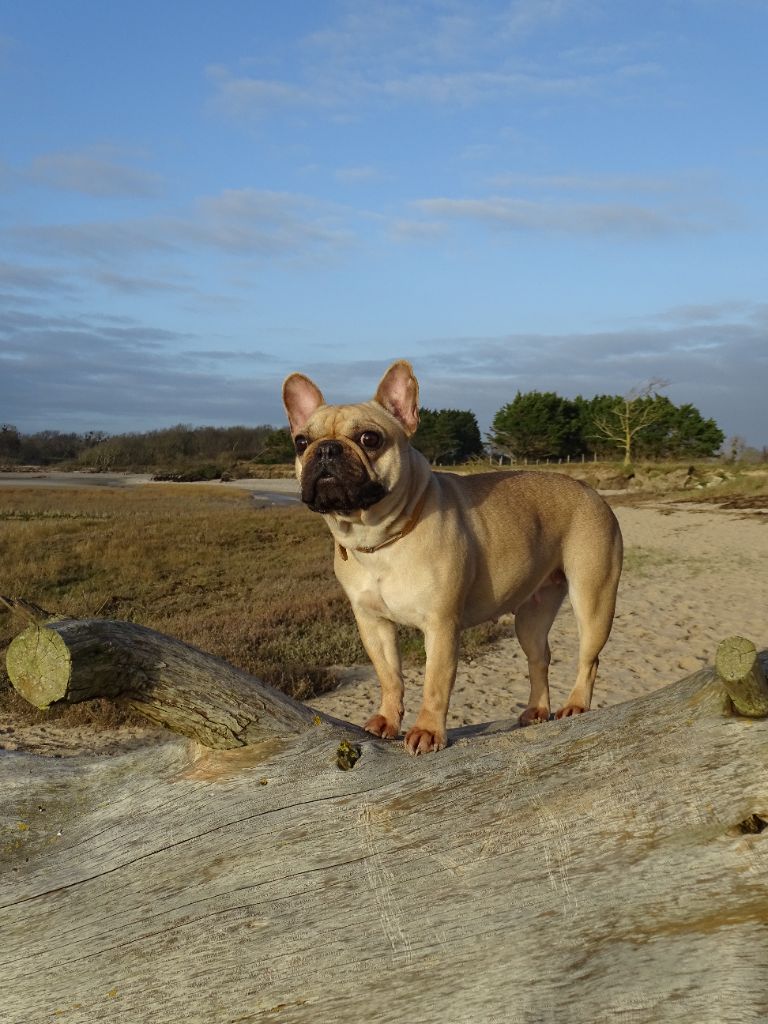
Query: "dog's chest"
339 555 433 628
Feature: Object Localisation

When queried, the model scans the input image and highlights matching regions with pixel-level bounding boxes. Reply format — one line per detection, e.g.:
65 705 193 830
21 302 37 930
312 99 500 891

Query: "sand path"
307 502 768 729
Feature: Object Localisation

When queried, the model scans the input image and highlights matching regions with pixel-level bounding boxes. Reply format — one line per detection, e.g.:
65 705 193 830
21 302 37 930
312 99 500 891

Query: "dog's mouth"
301 458 386 514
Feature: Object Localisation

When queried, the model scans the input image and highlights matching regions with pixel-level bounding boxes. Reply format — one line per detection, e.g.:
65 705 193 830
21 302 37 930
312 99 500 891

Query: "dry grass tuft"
0 485 364 729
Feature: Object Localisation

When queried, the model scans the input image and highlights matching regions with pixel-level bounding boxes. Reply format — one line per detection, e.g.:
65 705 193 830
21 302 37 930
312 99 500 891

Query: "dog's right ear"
282 373 325 434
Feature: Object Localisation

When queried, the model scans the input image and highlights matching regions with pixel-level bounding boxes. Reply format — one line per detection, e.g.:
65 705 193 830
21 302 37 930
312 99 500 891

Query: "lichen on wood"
715 635 768 717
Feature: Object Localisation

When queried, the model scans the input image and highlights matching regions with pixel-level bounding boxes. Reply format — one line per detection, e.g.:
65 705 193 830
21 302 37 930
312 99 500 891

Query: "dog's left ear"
374 360 420 436
283 373 325 434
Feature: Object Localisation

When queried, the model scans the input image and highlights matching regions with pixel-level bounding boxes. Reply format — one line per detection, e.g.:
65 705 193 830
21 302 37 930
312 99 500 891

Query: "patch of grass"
0 485 367 730
679 469 768 502
0 509 112 521
621 544 734 578
621 547 675 577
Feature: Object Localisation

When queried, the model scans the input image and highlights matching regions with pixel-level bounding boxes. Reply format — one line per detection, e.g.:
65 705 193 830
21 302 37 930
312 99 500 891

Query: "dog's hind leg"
558 536 622 719
515 579 568 726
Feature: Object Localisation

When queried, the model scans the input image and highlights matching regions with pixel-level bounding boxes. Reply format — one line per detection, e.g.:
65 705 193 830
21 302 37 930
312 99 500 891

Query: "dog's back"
435 469 619 554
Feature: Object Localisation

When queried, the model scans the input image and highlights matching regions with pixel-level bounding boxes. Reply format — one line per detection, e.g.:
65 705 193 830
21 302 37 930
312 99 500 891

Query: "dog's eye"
294 435 309 455
359 430 382 451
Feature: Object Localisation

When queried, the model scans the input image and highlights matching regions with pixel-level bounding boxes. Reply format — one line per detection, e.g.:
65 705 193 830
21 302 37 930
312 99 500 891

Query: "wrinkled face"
292 402 402 514
283 361 419 516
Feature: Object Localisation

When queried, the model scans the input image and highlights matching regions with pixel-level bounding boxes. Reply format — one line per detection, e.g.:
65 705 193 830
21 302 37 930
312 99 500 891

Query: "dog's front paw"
518 706 550 726
555 704 590 719
364 714 400 739
404 726 447 755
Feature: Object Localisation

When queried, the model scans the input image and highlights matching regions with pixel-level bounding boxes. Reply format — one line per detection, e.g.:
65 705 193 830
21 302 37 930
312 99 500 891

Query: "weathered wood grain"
2 632 768 1024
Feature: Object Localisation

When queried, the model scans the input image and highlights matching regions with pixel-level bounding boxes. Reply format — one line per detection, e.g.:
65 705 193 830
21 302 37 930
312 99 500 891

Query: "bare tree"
591 378 670 467
727 435 747 462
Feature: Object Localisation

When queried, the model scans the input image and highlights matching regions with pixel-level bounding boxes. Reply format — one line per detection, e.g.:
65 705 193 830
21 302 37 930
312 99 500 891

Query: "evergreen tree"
489 392 580 461
412 408 482 464
664 403 724 458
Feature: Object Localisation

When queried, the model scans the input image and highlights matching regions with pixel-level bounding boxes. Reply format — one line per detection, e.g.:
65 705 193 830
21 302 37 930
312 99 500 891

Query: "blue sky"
1 0 766 445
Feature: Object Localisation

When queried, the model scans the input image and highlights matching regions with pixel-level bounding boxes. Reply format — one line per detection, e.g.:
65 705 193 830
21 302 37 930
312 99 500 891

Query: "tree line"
488 386 725 465
0 387 728 473
0 423 295 474
412 387 725 466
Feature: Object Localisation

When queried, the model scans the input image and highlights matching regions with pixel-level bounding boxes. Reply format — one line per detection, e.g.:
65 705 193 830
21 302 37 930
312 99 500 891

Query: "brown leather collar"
336 489 429 561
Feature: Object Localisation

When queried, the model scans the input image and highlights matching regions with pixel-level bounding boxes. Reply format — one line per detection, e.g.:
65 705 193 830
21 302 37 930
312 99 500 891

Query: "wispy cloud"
299 3 481 66
0 301 285 432
204 65 322 119
412 195 723 236
302 1 578 64
485 173 685 193
388 219 448 242
206 65 599 118
184 348 279 362
91 270 194 295
181 189 352 255
497 0 579 38
334 165 386 184
377 69 597 104
9 221 174 261
27 145 164 198
204 1 642 121
7 188 354 265
632 301 763 325
0 260 74 294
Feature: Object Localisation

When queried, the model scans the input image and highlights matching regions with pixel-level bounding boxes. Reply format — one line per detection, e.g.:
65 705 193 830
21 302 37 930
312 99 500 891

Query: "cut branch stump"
715 634 768 717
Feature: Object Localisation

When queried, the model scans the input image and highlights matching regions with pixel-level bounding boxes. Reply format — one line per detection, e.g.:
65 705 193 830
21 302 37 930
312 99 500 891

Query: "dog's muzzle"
300 438 386 514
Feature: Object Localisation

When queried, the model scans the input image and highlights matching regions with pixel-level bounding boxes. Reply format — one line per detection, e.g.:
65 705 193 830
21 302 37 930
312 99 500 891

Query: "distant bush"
0 423 295 472
152 464 224 482
75 424 295 473
0 425 108 466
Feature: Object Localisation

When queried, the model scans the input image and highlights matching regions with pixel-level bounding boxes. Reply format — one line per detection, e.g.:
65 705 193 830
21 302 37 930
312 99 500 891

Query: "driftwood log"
2 616 768 1024
4 613 361 747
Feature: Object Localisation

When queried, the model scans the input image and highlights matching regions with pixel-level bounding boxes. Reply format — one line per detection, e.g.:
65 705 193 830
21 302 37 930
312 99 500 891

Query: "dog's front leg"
405 619 460 755
353 609 405 739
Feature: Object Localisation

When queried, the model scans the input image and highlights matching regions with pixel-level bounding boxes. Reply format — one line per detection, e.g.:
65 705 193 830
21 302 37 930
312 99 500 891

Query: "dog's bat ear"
282 373 325 434
374 360 420 436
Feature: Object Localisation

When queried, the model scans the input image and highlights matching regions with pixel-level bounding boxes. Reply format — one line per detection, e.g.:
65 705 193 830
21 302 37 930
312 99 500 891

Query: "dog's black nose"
317 440 343 461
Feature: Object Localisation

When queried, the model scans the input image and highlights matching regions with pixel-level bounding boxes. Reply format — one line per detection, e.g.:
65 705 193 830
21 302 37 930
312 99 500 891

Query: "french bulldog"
283 361 623 755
